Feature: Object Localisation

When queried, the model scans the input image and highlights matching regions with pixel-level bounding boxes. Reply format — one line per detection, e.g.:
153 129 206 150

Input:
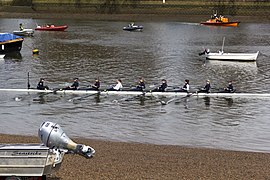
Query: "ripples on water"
0 19 270 152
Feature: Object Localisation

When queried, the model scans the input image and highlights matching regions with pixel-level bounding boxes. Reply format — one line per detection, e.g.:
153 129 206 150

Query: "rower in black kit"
197 80 211 93
130 78 146 91
151 79 167 92
87 78 100 91
62 78 79 90
37 78 49 90
221 81 235 93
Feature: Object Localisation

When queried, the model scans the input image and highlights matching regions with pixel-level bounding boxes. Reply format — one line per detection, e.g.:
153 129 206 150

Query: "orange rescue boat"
200 13 240 27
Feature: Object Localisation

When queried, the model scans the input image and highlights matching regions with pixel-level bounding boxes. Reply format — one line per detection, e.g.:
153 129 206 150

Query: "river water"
0 18 270 152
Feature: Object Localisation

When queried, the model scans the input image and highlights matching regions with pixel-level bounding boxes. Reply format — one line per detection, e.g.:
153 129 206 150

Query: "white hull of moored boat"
13 29 34 36
206 51 259 61
1 88 270 98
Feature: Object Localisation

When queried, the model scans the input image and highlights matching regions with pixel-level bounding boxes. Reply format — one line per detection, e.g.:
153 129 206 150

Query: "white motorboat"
200 37 259 61
206 51 259 61
13 29 34 37
123 23 143 31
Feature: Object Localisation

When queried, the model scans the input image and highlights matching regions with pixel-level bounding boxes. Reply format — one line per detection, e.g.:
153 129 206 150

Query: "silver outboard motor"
38 121 95 158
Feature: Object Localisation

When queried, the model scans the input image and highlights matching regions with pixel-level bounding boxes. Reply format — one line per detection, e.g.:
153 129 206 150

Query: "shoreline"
1 133 270 179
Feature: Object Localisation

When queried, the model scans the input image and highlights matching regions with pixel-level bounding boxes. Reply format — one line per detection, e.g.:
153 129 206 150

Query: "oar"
111 91 146 103
27 72 30 89
160 92 194 105
68 91 100 102
124 92 145 102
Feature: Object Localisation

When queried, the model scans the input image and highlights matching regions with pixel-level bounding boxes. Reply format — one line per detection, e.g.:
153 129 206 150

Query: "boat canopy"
0 33 22 42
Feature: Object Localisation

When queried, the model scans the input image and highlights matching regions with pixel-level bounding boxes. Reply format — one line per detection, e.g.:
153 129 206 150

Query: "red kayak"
35 24 68 31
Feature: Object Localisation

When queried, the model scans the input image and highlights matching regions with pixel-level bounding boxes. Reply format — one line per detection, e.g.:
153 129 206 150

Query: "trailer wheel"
41 175 46 180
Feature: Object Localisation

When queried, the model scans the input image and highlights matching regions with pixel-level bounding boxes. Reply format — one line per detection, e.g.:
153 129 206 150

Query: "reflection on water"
3 52 22 60
0 19 270 152
203 97 211 107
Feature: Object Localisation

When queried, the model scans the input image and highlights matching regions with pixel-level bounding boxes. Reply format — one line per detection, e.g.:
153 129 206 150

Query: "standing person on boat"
152 79 167 92
62 78 79 90
131 77 146 91
87 78 100 91
19 23 24 31
197 80 211 93
107 79 123 91
199 49 210 56
37 78 49 90
223 81 234 93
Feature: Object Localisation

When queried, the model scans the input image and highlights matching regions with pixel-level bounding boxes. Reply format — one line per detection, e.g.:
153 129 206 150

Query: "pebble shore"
1 134 270 179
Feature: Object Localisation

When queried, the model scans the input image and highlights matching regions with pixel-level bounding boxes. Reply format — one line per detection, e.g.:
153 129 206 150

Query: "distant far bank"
0 0 269 18
0 10 269 24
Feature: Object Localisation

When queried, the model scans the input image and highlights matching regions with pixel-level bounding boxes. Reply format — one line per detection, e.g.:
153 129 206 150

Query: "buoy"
32 48 39 55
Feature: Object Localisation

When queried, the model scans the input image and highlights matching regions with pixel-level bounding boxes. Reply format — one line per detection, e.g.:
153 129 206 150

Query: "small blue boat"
123 23 143 31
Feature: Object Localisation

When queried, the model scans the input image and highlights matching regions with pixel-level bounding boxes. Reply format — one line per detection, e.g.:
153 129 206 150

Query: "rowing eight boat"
0 89 270 98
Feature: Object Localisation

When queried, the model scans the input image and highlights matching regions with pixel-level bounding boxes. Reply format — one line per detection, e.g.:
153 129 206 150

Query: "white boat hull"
13 29 34 37
206 51 259 61
0 144 64 176
0 88 270 98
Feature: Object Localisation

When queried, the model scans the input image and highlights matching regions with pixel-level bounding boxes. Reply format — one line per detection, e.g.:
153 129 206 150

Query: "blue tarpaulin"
0 33 22 42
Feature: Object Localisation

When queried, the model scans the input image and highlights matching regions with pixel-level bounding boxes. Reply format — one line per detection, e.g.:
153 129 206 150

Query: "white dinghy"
200 37 259 61
206 51 259 61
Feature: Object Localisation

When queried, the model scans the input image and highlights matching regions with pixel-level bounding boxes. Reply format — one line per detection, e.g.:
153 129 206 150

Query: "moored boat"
205 51 259 61
35 24 68 31
199 37 259 61
200 12 240 27
0 33 23 56
13 28 34 37
123 23 143 31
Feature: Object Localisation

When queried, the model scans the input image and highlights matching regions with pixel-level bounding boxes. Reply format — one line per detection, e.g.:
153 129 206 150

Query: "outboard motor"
38 121 95 158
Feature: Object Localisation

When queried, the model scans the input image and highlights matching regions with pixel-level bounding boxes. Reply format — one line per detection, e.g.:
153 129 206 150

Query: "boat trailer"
0 121 95 180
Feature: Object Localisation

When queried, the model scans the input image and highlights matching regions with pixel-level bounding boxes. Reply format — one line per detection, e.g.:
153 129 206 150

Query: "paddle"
68 91 100 102
160 92 194 105
123 92 145 102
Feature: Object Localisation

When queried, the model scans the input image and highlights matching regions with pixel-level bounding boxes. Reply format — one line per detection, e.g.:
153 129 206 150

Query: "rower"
131 77 145 91
37 78 49 90
174 79 189 92
62 78 79 90
107 79 123 91
182 79 190 92
197 80 211 93
152 79 167 92
223 81 234 93
87 78 100 91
